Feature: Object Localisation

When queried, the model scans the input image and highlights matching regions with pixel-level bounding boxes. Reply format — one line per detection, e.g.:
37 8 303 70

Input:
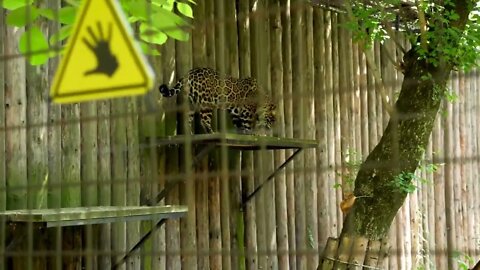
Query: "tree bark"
340 0 473 240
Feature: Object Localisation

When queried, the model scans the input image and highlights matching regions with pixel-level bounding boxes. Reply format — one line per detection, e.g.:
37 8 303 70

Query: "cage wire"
0 0 479 270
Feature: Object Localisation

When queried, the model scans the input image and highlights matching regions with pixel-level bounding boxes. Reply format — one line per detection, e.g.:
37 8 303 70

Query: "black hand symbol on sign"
83 22 119 77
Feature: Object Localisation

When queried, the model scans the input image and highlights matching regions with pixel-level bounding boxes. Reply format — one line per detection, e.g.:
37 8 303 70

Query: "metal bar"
111 218 167 270
241 148 303 208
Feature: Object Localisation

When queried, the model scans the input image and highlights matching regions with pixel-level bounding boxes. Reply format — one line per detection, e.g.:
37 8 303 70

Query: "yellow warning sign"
50 0 155 103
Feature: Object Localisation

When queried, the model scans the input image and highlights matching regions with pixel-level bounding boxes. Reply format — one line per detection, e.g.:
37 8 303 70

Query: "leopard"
159 67 276 134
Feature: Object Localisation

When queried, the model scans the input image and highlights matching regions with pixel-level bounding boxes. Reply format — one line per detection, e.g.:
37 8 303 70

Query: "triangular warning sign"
50 0 155 103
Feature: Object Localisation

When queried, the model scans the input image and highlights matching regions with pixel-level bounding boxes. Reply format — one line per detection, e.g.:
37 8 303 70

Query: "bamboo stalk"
126 98 141 270
0 8 7 270
323 10 338 240
111 99 127 270
175 16 197 270
270 1 289 269
314 7 330 253
304 5 319 269
279 1 296 268
444 77 455 270
250 0 270 268
80 100 98 270
237 1 257 269
330 12 343 235
4 26 27 212
291 1 307 268
192 1 210 269
44 1 63 268
97 99 112 269
161 38 181 270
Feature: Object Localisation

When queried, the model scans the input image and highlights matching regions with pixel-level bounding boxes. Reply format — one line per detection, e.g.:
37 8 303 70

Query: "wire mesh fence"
0 0 479 270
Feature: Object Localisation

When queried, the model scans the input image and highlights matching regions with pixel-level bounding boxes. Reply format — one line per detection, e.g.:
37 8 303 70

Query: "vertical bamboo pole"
0 8 6 270
175 14 197 269
474 69 480 260
224 1 243 269
270 1 289 270
459 72 469 257
191 1 210 268
251 0 269 268
4 24 27 210
97 99 112 269
26 33 48 212
453 72 465 257
111 99 127 270
351 21 361 158
126 98 141 270
337 13 351 197
23 7 50 267
254 0 278 268
444 77 455 270
237 1 257 269
212 0 230 269
144 53 164 270
162 38 181 270
330 12 343 234
279 1 296 268
291 1 307 268
464 70 475 259
313 8 330 253
470 70 480 259
44 1 63 268
80 99 98 270
358 39 369 156
304 5 318 269
4 22 28 270
323 10 338 240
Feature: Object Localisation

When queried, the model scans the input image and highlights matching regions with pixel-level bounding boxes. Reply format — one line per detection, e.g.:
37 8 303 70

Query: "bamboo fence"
0 1 479 269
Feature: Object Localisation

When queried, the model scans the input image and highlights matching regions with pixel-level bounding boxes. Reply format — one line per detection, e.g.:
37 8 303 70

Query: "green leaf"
19 26 50 66
139 42 161 56
6 6 39 27
37 8 55 20
140 23 168 45
64 0 81 7
49 25 72 45
164 28 189 41
124 1 150 20
161 0 175 11
1 0 34 10
151 8 187 31
152 0 168 5
176 2 193 18
56 6 77 24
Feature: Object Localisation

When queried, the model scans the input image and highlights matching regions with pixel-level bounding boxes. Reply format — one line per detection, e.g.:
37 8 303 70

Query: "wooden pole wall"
0 2 479 270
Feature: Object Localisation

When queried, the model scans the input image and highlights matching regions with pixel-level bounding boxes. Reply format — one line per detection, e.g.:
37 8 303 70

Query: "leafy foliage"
1 0 195 65
390 162 441 193
346 1 480 72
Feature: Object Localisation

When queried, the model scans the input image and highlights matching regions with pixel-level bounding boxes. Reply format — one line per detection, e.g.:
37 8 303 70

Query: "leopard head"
256 102 276 130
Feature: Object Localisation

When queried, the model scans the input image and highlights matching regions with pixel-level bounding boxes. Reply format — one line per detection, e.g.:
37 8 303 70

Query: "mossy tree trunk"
340 1 472 241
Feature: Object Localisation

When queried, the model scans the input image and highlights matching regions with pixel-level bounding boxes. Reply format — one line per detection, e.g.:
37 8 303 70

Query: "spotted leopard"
159 67 276 134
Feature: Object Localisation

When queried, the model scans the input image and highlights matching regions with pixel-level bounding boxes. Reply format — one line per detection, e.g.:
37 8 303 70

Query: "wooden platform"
0 205 187 227
149 133 319 150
